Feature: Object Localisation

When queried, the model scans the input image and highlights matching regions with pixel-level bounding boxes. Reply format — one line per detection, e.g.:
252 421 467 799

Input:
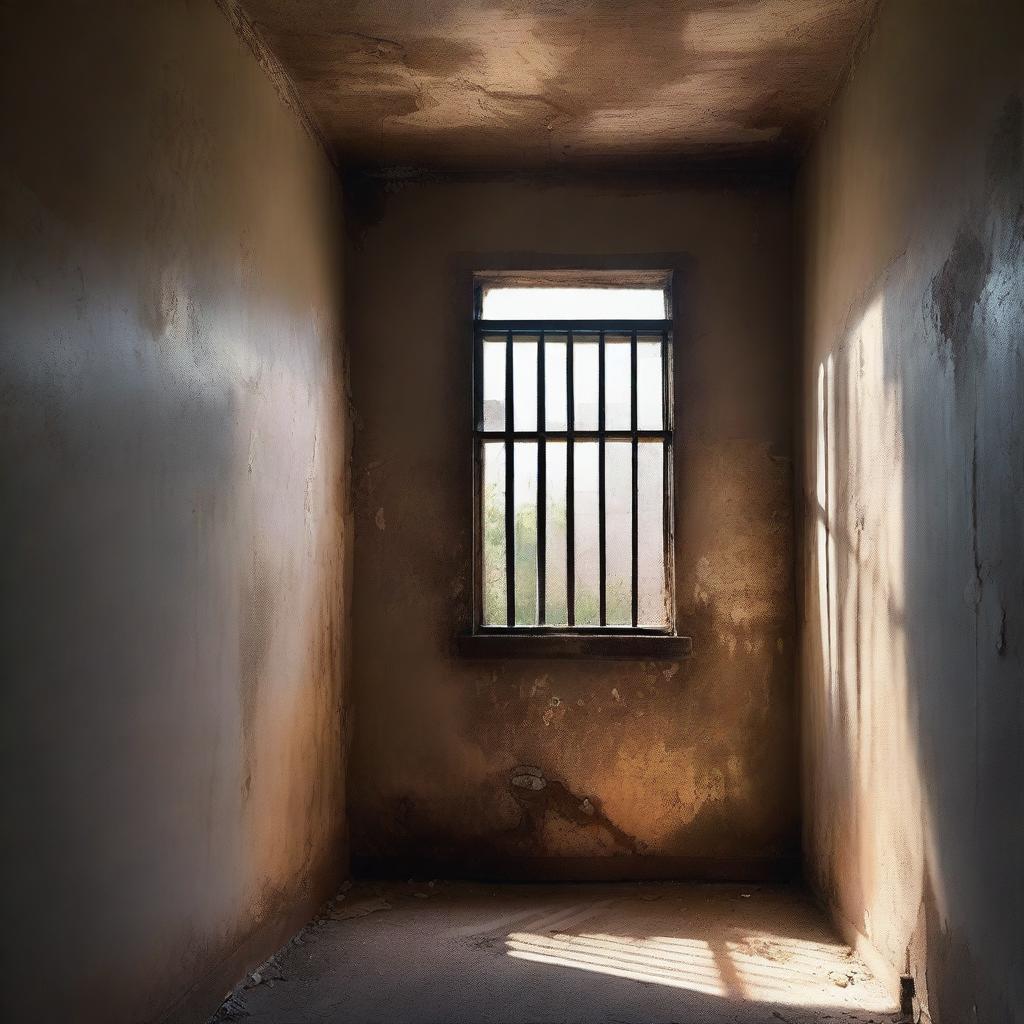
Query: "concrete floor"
210 882 896 1024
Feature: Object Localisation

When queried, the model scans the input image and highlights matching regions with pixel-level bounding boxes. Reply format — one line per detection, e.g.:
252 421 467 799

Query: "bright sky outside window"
481 286 667 319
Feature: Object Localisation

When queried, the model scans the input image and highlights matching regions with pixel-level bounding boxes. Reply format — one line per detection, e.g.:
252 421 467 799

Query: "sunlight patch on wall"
813 291 926 961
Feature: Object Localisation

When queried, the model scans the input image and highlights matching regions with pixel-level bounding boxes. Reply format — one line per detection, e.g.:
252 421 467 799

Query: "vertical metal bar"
473 327 484 630
661 327 672 626
630 329 638 629
537 332 546 626
598 329 606 627
566 329 575 627
505 330 515 627
661 327 669 430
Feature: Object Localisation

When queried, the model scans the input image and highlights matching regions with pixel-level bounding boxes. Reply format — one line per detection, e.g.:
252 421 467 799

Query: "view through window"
474 279 673 631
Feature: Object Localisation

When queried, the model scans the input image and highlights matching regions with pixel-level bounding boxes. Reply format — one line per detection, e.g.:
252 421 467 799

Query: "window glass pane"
637 337 663 430
605 442 632 625
573 335 599 430
513 442 538 625
637 440 668 626
482 442 507 625
573 441 600 624
544 442 568 625
605 334 631 429
482 337 506 431
481 286 666 319
513 336 538 431
544 338 567 431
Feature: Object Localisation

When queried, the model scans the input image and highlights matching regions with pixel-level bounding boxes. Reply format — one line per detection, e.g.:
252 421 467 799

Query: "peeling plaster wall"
0 2 351 1021
797 0 1024 1020
348 176 797 878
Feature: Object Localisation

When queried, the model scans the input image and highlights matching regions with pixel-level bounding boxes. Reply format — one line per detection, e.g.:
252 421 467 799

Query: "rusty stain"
506 770 639 854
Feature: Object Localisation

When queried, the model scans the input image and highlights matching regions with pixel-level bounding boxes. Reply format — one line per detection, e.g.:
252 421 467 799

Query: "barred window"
472 274 675 636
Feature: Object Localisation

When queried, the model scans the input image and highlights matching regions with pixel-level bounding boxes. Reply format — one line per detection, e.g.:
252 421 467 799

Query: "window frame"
468 272 681 646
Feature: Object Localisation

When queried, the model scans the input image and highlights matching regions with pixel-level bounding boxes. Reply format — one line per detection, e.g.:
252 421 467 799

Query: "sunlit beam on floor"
506 928 894 1011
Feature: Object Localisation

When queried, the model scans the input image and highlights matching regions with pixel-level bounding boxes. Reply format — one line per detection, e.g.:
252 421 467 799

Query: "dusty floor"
210 882 897 1023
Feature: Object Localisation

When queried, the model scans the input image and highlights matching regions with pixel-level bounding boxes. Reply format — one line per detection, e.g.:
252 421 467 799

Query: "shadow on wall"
805 95 1023 1023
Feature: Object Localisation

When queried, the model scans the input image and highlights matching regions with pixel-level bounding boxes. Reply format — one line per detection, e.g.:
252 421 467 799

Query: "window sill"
456 632 693 661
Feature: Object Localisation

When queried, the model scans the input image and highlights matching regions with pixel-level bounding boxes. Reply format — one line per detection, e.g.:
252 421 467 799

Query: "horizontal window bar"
471 625 678 636
477 430 670 441
476 319 672 333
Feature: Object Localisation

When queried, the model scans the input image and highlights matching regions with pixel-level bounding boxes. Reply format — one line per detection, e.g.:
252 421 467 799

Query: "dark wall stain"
506 767 638 854
930 227 989 376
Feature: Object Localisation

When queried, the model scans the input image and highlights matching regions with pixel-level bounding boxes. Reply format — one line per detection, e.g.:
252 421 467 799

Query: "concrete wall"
0 3 351 1021
797 0 1023 1019
347 175 797 879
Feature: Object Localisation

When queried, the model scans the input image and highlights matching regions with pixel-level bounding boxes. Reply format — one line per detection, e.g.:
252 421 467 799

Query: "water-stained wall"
0 2 351 1021
347 175 797 878
797 0 1023 1019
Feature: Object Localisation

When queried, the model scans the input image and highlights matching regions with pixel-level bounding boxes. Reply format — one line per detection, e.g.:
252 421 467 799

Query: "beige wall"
347 175 798 879
797 0 1023 1019
0 2 351 1021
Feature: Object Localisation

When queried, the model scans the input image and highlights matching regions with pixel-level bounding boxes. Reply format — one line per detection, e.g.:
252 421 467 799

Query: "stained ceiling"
238 0 877 169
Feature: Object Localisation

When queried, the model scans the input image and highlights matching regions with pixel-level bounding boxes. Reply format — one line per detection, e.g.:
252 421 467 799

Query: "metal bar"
630 328 638 629
474 330 484 431
473 315 674 635
661 328 669 430
598 329 606 628
566 328 575 627
473 328 483 630
469 625 678 637
505 330 515 627
471 622 679 630
479 429 670 441
537 332 546 625
661 327 671 624
477 319 672 333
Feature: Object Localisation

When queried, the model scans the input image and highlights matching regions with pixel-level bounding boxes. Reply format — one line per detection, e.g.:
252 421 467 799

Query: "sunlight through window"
481 287 667 319
504 928 894 1012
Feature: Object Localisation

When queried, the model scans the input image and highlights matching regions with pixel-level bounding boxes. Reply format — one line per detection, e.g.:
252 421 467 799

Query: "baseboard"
353 853 799 883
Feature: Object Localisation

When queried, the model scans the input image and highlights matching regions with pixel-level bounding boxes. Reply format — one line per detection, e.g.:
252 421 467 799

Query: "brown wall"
797 0 1023 1019
347 175 798 879
0 2 351 1021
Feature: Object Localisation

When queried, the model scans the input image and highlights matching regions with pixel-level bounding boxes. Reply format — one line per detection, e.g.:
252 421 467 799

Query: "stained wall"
0 2 352 1020
347 175 798 879
797 0 1024 1018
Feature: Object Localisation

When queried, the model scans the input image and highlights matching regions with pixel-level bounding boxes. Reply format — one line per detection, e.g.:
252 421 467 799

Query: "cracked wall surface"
347 174 798 878
237 0 878 169
0 2 352 1021
797 0 1024 1019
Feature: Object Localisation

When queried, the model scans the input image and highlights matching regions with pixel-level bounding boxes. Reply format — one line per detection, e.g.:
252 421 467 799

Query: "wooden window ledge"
456 633 693 660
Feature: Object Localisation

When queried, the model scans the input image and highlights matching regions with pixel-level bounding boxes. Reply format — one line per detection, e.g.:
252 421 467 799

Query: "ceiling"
239 0 878 169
